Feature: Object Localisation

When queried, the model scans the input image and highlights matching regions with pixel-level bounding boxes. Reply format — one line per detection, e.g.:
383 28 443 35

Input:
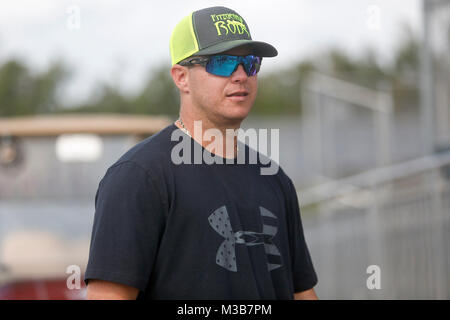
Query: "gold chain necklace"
177 118 191 137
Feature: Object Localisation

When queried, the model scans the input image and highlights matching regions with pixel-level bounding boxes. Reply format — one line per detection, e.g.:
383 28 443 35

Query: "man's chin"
225 104 253 118
221 110 251 125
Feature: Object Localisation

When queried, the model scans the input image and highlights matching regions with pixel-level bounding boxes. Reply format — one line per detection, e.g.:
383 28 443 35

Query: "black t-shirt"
84 123 317 299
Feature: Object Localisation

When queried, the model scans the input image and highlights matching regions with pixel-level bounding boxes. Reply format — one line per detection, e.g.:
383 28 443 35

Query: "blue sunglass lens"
206 55 261 77
243 56 261 76
206 56 239 76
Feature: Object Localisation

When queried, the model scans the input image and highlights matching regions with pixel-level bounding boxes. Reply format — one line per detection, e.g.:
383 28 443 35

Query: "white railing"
299 151 450 299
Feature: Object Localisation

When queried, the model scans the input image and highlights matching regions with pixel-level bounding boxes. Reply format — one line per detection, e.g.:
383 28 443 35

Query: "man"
85 6 318 300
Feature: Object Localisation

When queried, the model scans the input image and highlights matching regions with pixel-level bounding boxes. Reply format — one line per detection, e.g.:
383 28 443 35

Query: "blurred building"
0 114 171 299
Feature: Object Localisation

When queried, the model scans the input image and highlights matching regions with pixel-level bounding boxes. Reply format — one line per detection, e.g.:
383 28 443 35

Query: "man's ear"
171 64 190 94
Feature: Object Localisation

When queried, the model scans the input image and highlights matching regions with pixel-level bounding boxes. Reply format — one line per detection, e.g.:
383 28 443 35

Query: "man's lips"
226 91 249 98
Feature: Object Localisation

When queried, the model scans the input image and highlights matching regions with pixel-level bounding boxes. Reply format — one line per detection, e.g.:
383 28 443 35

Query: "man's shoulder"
244 143 291 181
110 123 177 173
245 144 297 194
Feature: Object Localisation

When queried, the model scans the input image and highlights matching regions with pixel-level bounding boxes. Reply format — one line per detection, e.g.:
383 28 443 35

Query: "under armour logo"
208 205 282 272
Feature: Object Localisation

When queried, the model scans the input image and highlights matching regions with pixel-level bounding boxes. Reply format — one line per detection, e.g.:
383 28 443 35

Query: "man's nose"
230 64 248 82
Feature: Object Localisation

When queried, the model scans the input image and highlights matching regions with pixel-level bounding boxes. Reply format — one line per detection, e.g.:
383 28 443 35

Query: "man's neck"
175 113 241 159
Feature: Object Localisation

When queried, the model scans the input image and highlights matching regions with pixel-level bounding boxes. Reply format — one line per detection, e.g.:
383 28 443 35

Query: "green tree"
131 64 179 116
0 23 424 117
0 59 69 117
254 61 315 116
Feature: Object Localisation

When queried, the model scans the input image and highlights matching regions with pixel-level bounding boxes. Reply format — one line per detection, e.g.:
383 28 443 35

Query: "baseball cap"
170 6 278 66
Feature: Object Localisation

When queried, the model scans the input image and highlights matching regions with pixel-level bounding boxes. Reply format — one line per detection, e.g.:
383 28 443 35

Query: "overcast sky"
0 0 421 105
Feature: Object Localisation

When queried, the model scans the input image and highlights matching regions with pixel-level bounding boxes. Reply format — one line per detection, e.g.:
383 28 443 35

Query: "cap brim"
194 39 278 57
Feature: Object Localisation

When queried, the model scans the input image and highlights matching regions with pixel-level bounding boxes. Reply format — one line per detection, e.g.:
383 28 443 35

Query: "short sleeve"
285 177 318 293
84 161 166 291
